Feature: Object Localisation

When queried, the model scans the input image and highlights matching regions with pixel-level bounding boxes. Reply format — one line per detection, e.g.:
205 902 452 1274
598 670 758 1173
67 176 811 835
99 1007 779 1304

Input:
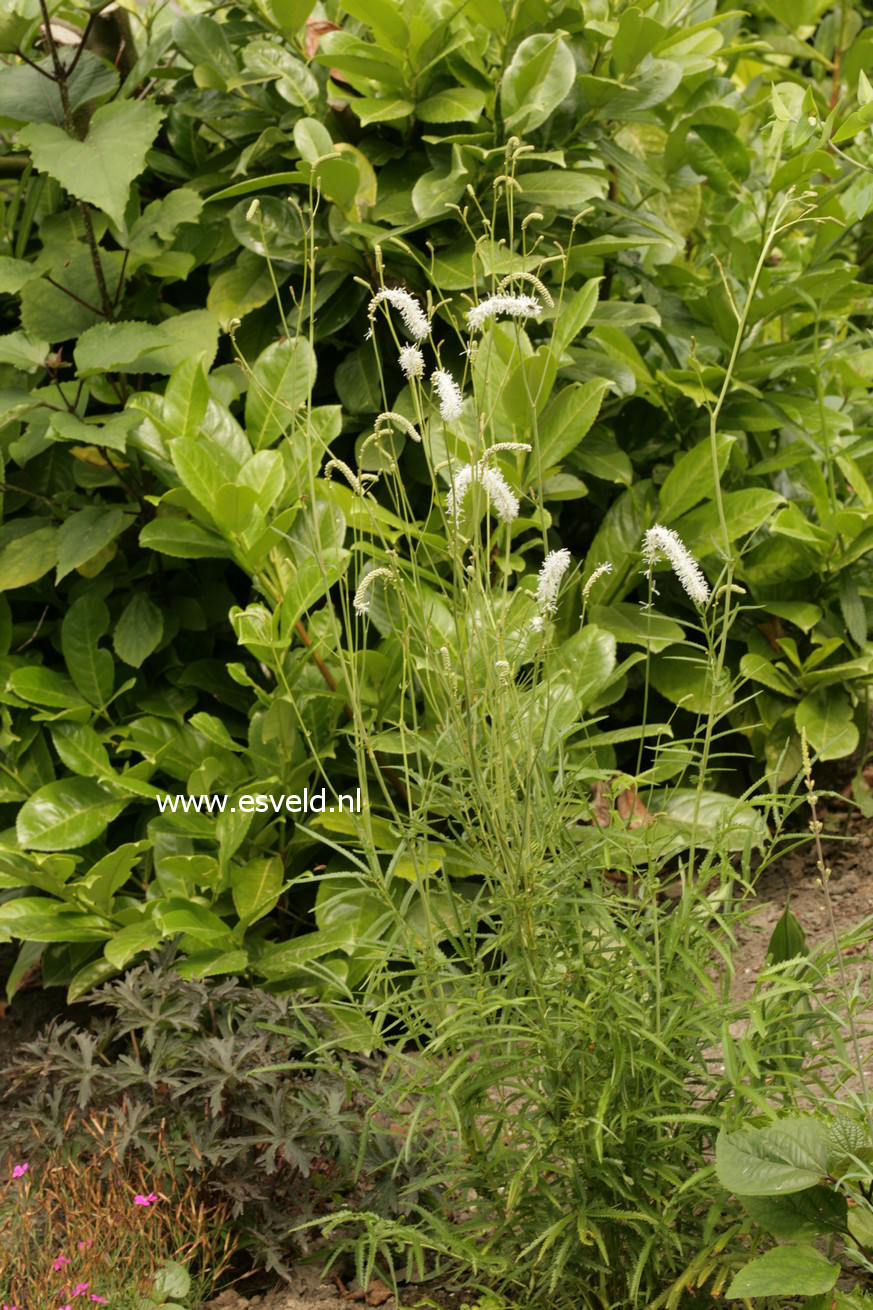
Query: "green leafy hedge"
0 0 872 997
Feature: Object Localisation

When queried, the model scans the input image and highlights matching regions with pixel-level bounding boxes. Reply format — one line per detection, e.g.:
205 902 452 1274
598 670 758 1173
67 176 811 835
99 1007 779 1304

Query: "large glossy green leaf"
725 1244 838 1298
154 898 234 943
686 126 750 194
716 1119 830 1196
55 507 128 582
51 723 112 778
113 594 164 668
162 356 209 442
0 330 48 371
139 517 231 560
232 856 284 925
552 278 601 356
0 526 57 589
19 101 164 227
17 779 125 852
536 380 608 471
517 171 604 209
104 921 163 970
795 689 859 761
61 594 113 708
416 88 485 124
501 34 575 132
0 51 117 129
589 603 684 652
74 322 169 375
0 896 111 942
245 338 317 449
659 435 734 523
9 666 87 710
675 489 784 554
740 1186 847 1242
267 0 317 38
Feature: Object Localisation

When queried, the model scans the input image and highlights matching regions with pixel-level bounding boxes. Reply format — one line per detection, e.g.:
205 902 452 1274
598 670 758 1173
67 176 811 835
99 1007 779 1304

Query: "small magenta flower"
72 1285 89 1297
134 1192 158 1206
78 1239 93 1250
59 1304 72 1310
11 1163 28 1178
54 1255 71 1272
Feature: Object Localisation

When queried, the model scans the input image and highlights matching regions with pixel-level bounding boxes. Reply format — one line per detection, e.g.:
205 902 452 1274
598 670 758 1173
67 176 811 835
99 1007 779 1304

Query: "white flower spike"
353 567 394 616
398 344 425 379
368 287 431 342
479 465 519 523
447 460 519 525
466 293 542 333
582 561 613 601
535 548 571 614
642 525 710 607
431 369 464 422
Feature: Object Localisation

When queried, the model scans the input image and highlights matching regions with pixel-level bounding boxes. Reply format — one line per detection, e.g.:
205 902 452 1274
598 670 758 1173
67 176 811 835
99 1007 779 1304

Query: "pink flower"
72 1286 89 1297
91 1299 108 1306
59 1304 72 1310
11 1163 28 1178
78 1239 93 1251
53 1255 71 1271
133 1192 157 1206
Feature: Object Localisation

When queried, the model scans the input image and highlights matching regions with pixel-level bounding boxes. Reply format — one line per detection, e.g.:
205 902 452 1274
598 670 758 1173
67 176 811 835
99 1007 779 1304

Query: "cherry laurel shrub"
0 2 872 1305
1 0 873 994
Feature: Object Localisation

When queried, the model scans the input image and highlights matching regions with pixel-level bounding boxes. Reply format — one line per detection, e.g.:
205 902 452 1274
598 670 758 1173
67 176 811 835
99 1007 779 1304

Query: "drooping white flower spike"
479 465 519 523
582 561 613 601
368 287 431 342
465 293 542 333
535 548 572 615
446 460 519 525
398 344 425 379
446 464 474 523
353 566 395 617
431 369 464 422
641 525 710 607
